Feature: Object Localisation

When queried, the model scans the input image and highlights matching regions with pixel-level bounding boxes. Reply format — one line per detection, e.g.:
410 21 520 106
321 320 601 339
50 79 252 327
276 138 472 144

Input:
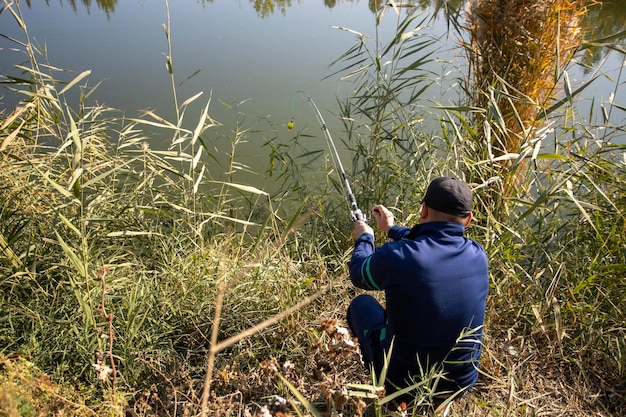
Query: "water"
0 0 452 188
1 0 624 179
1 1 399 128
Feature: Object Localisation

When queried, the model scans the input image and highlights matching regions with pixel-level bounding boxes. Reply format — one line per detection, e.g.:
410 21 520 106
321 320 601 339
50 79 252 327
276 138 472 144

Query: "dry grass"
2 289 626 416
455 335 626 416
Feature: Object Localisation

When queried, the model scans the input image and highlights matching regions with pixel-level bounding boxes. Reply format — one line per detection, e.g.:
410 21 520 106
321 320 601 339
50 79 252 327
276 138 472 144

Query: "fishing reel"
352 208 366 222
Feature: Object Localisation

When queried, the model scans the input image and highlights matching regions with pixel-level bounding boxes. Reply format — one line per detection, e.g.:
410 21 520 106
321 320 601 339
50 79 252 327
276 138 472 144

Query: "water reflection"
22 0 412 17
196 0 438 17
20 0 464 18
582 1 626 68
23 0 117 16
200 0 430 17
22 0 626 46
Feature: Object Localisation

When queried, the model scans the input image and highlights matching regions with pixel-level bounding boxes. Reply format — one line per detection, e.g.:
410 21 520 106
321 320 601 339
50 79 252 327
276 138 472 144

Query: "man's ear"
464 212 473 227
420 203 428 220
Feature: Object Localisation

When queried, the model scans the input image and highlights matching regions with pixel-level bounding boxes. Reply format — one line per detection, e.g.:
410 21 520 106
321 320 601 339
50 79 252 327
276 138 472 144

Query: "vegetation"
1 1 625 416
463 0 586 200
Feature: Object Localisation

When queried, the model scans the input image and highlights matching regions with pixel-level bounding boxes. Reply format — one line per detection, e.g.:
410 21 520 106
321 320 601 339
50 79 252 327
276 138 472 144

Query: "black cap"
423 177 472 217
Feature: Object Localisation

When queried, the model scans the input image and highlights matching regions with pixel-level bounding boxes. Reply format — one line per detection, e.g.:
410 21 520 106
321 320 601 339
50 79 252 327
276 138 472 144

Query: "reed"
1 1 327 415
461 0 588 199
322 1 625 415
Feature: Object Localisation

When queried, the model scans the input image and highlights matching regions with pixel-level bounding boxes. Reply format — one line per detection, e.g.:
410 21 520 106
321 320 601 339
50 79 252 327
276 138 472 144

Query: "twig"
200 280 226 416
97 267 117 392
200 285 328 417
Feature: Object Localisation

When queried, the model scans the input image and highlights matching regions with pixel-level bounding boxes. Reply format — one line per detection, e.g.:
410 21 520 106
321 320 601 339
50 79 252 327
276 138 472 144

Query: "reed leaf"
40 171 74 200
58 70 91 96
106 231 163 237
276 373 324 417
210 181 269 196
54 230 87 278
58 213 81 237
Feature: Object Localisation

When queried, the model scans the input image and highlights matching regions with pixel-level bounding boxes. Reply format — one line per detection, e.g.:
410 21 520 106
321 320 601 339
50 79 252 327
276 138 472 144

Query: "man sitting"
347 177 489 409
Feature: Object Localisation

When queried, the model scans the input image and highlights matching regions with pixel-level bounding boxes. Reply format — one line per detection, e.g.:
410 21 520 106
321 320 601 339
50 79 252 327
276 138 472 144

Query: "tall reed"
1 1 327 415
462 0 587 199
322 1 625 415
323 4 451 226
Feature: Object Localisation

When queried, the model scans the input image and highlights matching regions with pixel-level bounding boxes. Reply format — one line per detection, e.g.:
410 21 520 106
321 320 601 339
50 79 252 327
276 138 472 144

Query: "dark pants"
346 294 389 375
347 294 462 408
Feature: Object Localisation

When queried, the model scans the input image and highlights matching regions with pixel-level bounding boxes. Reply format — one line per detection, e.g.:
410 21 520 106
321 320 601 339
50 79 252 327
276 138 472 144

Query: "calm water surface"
1 1 624 173
3 1 435 130
1 0 457 185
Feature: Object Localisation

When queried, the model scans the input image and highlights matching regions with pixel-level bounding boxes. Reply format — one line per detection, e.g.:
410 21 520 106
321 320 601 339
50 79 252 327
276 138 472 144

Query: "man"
347 177 489 406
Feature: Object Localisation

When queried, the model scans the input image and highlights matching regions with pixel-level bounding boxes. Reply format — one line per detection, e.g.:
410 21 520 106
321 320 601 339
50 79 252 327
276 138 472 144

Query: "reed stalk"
462 0 588 198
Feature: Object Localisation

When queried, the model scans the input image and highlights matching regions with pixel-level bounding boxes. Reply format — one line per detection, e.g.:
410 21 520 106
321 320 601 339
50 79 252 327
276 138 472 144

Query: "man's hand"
353 220 374 240
371 205 394 234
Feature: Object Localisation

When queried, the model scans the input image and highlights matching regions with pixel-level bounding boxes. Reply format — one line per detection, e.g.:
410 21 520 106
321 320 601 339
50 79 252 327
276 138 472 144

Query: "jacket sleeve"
387 225 411 241
349 232 380 290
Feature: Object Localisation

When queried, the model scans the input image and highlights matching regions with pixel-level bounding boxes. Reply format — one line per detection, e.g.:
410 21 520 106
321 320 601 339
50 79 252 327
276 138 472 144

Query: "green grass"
1 1 626 416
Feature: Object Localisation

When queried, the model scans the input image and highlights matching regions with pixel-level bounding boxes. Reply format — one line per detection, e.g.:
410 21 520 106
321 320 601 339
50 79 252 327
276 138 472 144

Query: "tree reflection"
24 0 626 32
249 0 291 17
20 0 626 65
198 0 439 17
581 0 626 69
24 0 117 17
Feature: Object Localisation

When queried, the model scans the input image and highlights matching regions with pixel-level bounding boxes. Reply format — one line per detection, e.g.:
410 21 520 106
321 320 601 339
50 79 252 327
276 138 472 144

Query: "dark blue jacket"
350 221 489 395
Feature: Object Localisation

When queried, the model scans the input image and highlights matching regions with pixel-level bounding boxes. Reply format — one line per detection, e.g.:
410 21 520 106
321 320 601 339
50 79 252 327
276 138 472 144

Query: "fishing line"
289 91 365 222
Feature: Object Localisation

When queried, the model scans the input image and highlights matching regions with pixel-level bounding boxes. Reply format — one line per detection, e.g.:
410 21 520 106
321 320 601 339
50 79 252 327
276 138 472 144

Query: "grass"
2 0 626 416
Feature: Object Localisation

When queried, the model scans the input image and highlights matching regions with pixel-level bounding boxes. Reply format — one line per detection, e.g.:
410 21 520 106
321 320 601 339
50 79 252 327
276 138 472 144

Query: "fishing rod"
289 91 365 222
